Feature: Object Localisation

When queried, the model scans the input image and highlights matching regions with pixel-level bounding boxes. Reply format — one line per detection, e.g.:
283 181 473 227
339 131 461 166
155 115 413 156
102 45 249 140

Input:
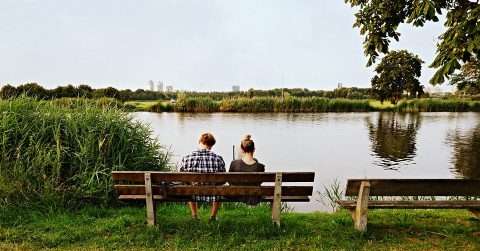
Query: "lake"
133 112 480 212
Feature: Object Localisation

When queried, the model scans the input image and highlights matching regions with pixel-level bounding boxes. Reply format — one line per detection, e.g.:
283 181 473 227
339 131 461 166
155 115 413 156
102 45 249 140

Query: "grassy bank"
0 97 169 208
130 97 480 113
0 205 478 250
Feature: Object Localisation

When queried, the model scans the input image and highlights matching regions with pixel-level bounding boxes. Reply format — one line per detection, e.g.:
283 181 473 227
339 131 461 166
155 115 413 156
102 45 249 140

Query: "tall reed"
395 99 480 112
0 97 169 208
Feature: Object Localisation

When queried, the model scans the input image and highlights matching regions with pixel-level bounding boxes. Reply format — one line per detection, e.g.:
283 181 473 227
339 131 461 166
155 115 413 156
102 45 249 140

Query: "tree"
450 58 480 95
0 85 18 99
345 0 480 85
371 50 424 103
78 85 93 98
16 83 49 99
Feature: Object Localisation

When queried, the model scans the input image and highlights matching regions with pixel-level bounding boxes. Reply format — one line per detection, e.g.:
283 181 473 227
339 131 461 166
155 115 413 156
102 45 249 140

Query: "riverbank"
127 98 480 113
1 205 478 250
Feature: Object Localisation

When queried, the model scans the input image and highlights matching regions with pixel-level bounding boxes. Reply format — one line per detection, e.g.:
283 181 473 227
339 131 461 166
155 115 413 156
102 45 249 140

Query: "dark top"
229 159 265 186
228 159 265 205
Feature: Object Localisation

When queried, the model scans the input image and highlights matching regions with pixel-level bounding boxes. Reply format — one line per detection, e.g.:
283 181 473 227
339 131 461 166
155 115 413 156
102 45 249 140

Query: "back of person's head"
240 134 255 153
199 132 216 148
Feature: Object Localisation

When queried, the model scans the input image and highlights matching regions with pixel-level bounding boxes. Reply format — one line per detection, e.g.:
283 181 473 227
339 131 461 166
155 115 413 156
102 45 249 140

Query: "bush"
0 97 169 208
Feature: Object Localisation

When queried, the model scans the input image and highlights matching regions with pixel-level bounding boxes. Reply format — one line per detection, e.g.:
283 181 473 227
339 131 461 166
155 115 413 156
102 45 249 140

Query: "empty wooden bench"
112 171 315 226
337 179 480 232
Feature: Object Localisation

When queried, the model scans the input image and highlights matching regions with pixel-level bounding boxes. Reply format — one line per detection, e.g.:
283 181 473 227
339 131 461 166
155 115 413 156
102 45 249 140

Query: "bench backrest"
345 179 480 197
113 171 315 198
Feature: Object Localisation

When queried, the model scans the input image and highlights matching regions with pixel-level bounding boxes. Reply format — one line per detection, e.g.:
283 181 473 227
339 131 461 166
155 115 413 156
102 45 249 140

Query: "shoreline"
127 98 480 113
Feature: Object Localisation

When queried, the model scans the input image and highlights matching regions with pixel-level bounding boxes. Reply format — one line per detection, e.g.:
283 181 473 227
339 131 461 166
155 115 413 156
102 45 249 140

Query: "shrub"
0 97 169 208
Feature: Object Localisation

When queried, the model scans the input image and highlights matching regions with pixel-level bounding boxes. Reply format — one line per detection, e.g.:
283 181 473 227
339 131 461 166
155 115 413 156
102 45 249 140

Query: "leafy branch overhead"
345 0 480 85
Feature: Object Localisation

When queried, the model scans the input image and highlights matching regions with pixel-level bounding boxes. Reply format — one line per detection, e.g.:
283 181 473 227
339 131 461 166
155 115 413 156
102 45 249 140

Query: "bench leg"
145 172 156 226
469 209 480 219
271 173 282 227
354 181 370 232
349 209 356 222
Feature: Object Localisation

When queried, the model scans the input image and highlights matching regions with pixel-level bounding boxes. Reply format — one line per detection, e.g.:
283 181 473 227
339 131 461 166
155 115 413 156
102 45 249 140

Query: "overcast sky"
0 0 447 91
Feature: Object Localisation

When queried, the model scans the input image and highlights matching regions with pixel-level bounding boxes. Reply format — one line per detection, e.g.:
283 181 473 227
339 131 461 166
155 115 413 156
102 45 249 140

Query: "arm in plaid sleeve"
216 156 226 172
179 156 187 172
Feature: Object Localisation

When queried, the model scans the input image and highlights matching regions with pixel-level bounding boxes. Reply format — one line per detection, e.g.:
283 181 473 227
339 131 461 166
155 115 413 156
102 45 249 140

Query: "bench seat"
112 171 315 226
337 179 480 232
337 200 480 209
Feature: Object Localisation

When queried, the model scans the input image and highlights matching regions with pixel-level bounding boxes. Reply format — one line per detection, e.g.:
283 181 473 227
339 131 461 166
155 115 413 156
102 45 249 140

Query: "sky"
0 0 447 91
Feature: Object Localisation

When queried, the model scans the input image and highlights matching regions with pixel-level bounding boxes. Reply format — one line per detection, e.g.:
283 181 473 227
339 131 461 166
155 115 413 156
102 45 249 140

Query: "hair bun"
243 134 252 141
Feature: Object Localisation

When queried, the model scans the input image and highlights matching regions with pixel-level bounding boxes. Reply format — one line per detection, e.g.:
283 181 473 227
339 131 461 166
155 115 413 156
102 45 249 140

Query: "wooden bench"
112 171 315 226
337 179 480 232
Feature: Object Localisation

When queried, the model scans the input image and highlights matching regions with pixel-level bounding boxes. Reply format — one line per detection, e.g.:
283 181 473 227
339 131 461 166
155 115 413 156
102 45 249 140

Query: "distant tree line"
0 83 175 101
182 87 373 100
0 83 374 100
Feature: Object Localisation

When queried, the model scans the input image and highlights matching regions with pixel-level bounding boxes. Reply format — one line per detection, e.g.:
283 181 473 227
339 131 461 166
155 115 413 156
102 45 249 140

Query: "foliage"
345 0 480 85
371 50 424 103
0 97 169 208
136 96 480 113
1 82 374 101
146 97 374 113
395 98 480 112
451 58 480 95
319 179 344 212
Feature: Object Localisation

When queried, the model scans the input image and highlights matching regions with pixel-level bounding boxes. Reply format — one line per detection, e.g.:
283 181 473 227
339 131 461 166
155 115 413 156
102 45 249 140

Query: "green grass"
131 98 480 113
125 100 160 111
0 205 478 250
0 97 169 208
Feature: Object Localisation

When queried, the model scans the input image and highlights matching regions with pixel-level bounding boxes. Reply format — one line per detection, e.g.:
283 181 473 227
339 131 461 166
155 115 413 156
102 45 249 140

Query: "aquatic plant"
0 97 169 208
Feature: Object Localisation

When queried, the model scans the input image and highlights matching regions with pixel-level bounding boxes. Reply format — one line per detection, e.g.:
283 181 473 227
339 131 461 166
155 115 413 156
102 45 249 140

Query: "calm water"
132 112 480 212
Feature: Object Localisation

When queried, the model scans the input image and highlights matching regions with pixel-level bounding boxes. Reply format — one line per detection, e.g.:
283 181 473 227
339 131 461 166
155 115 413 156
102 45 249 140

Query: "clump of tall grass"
148 101 174 112
395 99 480 112
150 96 374 112
0 97 169 208
219 97 372 112
318 179 344 212
175 96 219 112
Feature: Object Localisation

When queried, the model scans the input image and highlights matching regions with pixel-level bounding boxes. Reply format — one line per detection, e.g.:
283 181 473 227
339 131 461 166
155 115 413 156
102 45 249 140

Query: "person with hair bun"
229 134 265 205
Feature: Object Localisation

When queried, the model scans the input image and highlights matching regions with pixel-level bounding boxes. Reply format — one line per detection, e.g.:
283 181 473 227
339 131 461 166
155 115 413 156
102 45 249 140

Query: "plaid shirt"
179 149 226 202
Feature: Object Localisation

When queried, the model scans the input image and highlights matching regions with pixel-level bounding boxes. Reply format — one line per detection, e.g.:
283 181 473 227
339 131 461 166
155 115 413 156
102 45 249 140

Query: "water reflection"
447 124 480 179
366 113 421 170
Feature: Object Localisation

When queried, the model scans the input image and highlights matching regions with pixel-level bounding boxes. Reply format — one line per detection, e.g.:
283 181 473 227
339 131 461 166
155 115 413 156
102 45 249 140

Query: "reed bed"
0 97 169 208
144 97 480 113
148 97 374 113
395 99 480 112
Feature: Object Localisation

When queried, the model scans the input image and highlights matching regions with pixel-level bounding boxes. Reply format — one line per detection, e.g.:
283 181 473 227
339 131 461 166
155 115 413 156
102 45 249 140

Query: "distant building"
166 85 174 93
232 85 240 92
148 80 155 91
337 82 343 89
157 81 164 92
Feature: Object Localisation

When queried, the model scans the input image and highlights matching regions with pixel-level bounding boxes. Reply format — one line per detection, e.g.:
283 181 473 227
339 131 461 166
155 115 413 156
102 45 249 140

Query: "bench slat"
114 184 313 197
118 195 310 202
337 200 480 209
112 172 315 183
345 179 480 196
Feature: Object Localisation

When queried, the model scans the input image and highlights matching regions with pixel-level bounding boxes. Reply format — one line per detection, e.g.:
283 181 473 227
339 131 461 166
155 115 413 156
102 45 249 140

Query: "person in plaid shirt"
179 132 225 221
